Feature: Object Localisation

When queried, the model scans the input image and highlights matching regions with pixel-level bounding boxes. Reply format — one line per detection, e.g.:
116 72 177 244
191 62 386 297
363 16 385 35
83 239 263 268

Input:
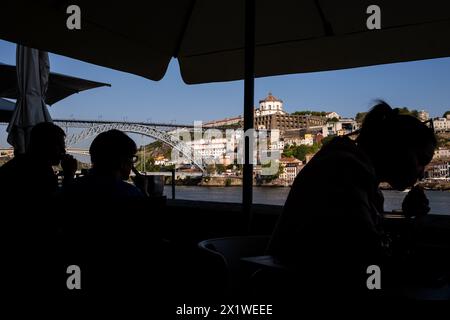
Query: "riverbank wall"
379 181 450 191
170 176 450 190
199 176 242 187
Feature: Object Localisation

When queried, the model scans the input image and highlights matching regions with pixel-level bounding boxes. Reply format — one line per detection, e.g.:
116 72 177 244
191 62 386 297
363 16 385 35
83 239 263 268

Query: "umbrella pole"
243 0 255 227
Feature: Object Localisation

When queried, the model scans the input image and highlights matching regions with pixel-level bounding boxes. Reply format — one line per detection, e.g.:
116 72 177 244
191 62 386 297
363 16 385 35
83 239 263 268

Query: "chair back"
198 235 270 295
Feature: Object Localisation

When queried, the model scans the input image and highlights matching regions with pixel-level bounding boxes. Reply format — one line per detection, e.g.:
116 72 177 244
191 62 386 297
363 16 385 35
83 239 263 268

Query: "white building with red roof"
255 92 287 117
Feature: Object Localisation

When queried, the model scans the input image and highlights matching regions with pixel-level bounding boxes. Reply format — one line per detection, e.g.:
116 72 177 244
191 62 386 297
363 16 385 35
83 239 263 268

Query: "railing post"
243 0 255 225
171 168 176 200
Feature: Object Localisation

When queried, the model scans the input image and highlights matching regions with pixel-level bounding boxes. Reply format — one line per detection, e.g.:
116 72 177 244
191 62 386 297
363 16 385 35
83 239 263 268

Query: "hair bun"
357 100 437 152
362 100 394 129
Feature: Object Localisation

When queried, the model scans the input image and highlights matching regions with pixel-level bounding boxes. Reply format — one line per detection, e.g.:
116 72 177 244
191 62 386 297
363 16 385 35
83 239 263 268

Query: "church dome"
259 92 283 103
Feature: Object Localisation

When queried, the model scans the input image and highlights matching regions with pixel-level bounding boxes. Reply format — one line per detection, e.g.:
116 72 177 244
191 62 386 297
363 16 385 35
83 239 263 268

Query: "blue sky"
1 38 450 148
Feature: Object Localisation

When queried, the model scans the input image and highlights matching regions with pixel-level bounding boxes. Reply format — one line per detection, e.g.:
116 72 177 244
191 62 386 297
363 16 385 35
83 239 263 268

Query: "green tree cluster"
397 107 419 118
436 133 450 148
135 156 174 172
204 163 228 175
218 122 243 129
292 110 327 117
215 164 226 174
206 164 216 175
282 143 320 162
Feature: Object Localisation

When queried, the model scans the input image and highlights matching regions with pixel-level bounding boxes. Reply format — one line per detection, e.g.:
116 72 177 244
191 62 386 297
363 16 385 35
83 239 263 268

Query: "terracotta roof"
204 115 242 125
259 92 282 103
279 156 302 164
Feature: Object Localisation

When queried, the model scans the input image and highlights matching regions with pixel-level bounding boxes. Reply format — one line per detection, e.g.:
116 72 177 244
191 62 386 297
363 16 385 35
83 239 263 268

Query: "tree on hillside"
145 140 163 150
398 107 419 118
443 111 450 118
292 110 327 117
215 164 226 174
206 164 216 175
283 143 320 162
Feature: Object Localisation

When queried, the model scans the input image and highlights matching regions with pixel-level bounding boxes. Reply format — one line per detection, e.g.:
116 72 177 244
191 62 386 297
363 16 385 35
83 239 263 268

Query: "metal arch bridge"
54 119 196 131
55 119 206 173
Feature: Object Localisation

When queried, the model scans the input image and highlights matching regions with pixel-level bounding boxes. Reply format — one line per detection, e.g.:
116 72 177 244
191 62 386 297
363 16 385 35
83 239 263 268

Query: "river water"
164 186 450 215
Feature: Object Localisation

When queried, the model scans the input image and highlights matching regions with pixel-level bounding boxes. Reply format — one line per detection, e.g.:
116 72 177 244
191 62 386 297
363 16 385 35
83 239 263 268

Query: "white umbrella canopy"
7 45 52 154
1 0 450 83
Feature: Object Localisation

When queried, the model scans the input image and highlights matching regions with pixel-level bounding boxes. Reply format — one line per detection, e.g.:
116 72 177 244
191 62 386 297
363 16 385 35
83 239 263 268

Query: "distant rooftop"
279 156 302 164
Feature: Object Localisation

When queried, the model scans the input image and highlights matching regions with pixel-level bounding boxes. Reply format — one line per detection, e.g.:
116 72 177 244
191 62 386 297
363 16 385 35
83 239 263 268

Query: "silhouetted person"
267 101 437 299
60 130 166 298
0 121 77 204
0 122 77 298
62 129 145 199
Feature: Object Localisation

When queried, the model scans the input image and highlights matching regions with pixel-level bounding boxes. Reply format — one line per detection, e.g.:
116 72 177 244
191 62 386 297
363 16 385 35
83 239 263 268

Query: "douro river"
165 186 450 215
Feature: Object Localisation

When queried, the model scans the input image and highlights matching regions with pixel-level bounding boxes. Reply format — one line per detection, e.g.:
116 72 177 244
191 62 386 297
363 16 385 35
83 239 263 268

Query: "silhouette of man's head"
89 130 137 180
29 122 66 166
356 101 436 190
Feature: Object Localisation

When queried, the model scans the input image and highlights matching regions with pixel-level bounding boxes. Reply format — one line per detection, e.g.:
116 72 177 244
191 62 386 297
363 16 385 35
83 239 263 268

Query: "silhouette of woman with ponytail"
267 101 437 298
